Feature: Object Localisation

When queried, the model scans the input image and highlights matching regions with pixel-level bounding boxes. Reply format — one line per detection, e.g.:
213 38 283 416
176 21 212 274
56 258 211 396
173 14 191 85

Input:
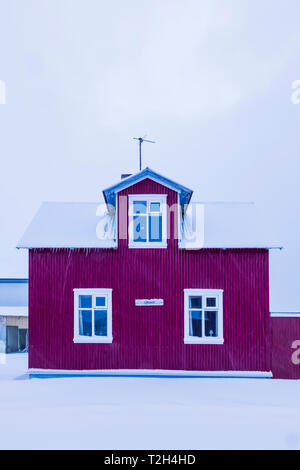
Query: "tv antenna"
133 135 155 171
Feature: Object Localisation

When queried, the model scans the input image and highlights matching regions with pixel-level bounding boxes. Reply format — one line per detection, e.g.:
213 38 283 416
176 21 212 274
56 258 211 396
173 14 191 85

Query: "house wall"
0 316 6 355
28 179 270 372
0 316 28 353
271 317 300 379
0 280 28 307
6 316 28 328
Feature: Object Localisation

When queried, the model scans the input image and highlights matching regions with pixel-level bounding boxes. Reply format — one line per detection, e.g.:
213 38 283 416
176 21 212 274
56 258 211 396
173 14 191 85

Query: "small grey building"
0 279 28 354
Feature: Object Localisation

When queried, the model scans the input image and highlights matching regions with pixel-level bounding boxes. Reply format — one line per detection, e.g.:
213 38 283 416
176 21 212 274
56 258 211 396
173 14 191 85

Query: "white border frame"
73 288 113 343
184 289 224 344
128 194 167 248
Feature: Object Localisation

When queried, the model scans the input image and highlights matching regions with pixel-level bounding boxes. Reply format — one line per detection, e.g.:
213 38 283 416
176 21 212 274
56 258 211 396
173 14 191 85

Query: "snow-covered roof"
0 306 28 317
17 202 116 249
180 201 282 249
17 201 282 250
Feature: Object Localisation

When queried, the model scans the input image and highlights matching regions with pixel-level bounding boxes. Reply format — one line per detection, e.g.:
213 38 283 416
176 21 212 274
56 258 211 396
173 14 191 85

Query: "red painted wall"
28 179 271 372
271 318 300 379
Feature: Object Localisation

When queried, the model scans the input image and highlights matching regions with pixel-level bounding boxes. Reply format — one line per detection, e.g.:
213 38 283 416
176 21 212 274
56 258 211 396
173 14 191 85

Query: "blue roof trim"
103 167 193 210
0 279 28 283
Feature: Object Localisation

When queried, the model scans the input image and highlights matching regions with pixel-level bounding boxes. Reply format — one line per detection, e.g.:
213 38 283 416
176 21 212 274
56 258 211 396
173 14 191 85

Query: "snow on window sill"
184 337 224 345
73 337 113 344
128 242 167 249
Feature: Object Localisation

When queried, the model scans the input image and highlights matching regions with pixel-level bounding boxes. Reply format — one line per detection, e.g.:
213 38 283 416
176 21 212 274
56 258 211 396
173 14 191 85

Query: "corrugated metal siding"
28 179 270 372
271 318 300 379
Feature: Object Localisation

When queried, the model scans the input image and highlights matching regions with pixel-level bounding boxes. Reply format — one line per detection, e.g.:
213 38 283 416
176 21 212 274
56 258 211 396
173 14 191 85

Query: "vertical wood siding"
28 179 270 372
271 318 300 379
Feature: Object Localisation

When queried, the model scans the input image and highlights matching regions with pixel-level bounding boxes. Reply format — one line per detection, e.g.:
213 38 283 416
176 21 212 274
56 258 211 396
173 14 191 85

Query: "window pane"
133 201 147 214
206 297 217 307
96 296 106 307
149 214 162 242
189 296 202 309
133 215 147 242
79 310 92 336
189 310 202 337
205 311 218 337
79 295 92 308
94 310 107 336
150 202 160 212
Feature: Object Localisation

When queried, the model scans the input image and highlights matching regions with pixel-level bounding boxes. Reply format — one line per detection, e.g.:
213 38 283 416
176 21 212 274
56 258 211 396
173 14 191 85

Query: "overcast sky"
0 0 299 310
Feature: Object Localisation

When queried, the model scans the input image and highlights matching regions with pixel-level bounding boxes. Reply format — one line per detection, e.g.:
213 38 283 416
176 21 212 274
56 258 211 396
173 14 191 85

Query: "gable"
103 167 193 211
118 177 178 198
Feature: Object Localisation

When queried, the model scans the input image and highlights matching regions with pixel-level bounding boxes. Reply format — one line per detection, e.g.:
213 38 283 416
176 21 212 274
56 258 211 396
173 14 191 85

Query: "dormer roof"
103 167 193 210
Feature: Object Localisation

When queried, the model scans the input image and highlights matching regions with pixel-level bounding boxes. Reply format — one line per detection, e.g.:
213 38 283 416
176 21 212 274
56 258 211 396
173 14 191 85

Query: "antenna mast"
133 136 155 171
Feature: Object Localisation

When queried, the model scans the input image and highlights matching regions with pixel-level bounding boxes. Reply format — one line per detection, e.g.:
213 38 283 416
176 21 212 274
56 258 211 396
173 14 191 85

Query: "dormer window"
128 195 167 248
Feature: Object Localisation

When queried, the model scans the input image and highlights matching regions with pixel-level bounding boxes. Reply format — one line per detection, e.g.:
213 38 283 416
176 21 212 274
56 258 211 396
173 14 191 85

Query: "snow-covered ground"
0 354 300 450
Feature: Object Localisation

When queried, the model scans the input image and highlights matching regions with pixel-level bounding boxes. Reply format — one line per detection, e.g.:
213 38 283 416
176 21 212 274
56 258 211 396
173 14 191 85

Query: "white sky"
0 0 299 310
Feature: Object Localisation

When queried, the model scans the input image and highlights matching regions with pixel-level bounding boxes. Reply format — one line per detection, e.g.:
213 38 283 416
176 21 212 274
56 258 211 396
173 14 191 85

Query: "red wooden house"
17 168 300 378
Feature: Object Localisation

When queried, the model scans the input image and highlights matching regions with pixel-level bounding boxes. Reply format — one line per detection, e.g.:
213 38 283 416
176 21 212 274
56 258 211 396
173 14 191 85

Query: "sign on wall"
135 299 164 306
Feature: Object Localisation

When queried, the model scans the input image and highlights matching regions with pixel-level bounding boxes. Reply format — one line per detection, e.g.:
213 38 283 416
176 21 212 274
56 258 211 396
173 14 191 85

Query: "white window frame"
73 288 113 343
128 194 167 248
184 289 224 344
